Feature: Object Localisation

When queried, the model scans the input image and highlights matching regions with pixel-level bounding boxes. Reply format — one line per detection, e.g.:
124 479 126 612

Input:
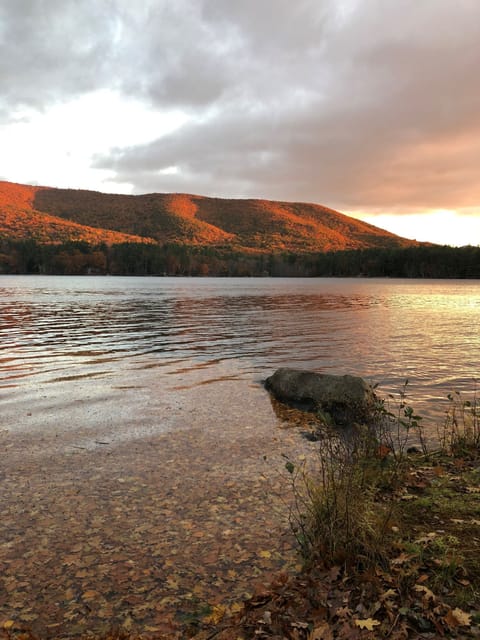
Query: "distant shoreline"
1 240 479 278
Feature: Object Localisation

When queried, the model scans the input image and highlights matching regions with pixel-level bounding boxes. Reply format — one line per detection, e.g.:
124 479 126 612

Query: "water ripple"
1 276 479 424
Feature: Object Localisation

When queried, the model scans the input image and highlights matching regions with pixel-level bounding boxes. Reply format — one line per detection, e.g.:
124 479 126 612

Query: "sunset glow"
349 210 480 247
0 1 479 247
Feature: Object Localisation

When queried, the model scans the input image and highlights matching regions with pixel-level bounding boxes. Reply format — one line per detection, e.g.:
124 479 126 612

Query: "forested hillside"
2 180 477 279
1 180 415 253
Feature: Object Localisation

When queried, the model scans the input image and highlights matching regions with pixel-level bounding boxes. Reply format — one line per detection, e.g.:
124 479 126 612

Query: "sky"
1 0 479 247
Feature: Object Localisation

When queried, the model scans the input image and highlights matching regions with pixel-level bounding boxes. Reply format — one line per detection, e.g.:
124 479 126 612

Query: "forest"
0 239 479 278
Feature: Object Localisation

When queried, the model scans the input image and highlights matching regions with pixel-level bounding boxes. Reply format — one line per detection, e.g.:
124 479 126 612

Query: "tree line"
0 239 479 278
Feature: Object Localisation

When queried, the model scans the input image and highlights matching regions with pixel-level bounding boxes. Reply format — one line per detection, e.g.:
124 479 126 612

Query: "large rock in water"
265 368 376 426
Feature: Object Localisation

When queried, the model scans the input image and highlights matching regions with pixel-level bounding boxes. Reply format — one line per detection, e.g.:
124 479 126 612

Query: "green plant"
377 380 428 458
285 382 480 580
285 421 401 569
439 387 480 454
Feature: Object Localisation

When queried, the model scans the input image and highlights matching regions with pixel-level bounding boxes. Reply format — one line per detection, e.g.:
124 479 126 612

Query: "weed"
377 380 429 458
286 421 402 569
287 384 480 592
439 386 480 454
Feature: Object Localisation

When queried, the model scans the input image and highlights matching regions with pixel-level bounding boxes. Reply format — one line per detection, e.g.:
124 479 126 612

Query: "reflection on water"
1 276 479 425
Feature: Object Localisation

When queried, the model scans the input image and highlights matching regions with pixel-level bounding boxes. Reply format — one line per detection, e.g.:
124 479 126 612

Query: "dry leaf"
261 611 272 625
414 585 436 602
444 608 472 628
379 588 397 601
329 565 341 580
229 602 244 614
291 621 309 629
122 615 133 630
354 618 381 630
414 532 437 544
466 485 480 493
203 604 227 625
308 622 333 640
391 552 415 565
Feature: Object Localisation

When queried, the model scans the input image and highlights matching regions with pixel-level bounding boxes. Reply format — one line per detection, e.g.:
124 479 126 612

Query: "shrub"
439 388 480 454
286 383 425 569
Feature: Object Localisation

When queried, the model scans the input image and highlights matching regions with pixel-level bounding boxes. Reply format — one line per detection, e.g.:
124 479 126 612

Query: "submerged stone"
265 367 376 426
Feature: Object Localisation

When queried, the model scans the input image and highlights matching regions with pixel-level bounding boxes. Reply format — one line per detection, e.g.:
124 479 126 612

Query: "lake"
1 275 479 636
1 276 479 428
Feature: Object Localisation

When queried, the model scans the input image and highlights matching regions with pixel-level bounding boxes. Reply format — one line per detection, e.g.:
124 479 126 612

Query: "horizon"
1 1 479 247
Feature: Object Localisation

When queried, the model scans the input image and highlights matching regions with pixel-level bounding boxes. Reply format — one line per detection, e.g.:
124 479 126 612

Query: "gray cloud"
2 0 480 213
0 0 119 112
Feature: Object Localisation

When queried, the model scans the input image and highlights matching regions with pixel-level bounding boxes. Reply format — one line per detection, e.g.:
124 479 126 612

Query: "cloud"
0 0 119 114
2 0 480 213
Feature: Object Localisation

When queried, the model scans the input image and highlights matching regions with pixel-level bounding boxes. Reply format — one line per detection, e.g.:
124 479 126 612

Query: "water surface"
1 275 479 431
1 276 479 636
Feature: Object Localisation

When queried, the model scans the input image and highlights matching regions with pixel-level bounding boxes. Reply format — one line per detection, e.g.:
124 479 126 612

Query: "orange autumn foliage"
0 180 417 252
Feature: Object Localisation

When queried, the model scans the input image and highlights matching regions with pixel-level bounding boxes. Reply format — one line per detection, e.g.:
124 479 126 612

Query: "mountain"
0 181 154 245
0 180 416 252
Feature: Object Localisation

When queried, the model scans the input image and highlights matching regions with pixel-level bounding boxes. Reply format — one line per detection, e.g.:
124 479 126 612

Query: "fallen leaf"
376 444 391 459
166 575 179 589
414 532 437 544
203 604 227 625
229 602 244 614
122 615 133 630
379 589 397 602
291 620 309 629
20 614 38 622
261 611 272 625
444 608 471 628
416 573 429 583
457 578 470 586
75 569 90 578
414 585 436 602
354 618 381 630
308 622 333 640
329 565 341 580
391 552 415 565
